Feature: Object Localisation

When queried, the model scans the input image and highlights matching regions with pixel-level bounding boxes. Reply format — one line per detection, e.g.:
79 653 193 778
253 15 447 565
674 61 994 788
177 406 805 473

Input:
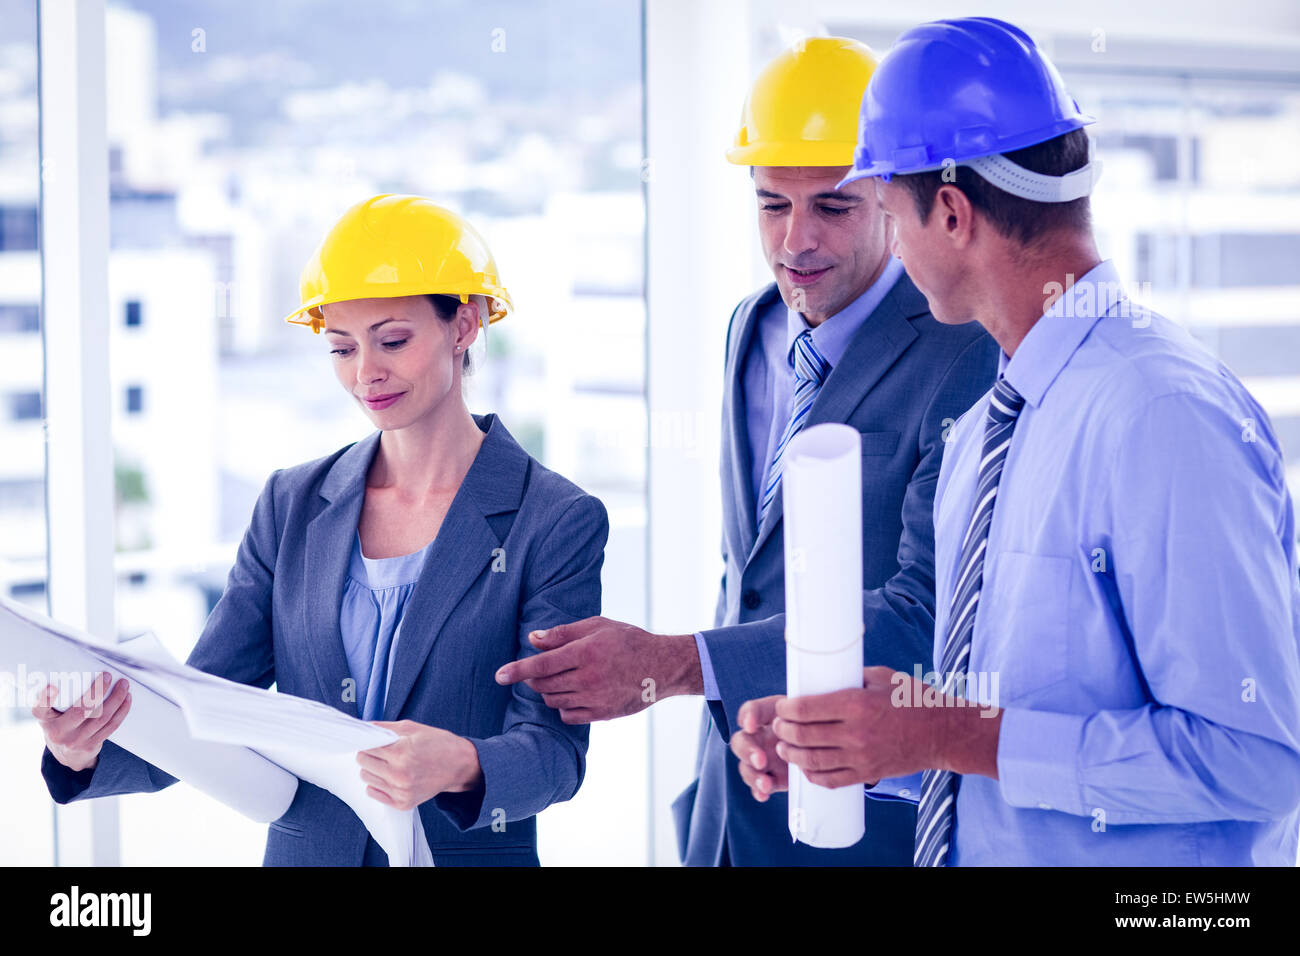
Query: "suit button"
742 590 761 610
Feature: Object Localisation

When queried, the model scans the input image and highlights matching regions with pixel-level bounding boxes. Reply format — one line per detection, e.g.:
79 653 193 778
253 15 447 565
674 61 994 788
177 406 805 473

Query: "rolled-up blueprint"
0 595 297 824
782 423 865 848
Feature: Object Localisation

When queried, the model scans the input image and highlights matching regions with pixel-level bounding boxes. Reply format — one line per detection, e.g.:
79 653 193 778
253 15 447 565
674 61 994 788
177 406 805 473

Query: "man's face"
874 178 963 324
753 166 890 323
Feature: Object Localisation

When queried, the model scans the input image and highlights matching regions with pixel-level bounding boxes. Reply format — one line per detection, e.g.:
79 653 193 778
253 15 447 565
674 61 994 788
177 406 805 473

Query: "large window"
0 0 53 867
3 0 647 866
98 0 647 865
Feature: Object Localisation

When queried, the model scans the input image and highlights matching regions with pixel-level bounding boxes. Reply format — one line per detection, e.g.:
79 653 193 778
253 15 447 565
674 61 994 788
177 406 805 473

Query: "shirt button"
1037 802 1052 810
742 589 761 610
899 788 911 797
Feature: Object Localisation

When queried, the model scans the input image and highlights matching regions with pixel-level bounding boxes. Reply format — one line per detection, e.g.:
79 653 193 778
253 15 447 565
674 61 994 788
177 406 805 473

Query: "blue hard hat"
838 17 1095 189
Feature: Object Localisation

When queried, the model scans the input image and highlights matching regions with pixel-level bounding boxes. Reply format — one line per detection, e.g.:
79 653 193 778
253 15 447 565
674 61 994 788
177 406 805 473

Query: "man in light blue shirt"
737 17 1300 866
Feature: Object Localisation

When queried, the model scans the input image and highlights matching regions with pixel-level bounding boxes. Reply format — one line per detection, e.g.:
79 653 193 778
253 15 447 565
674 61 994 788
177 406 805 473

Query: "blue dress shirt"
340 531 434 721
869 259 1300 865
696 257 907 697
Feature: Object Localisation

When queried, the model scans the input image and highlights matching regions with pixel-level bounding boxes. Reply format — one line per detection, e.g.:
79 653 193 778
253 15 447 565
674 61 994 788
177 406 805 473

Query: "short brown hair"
891 128 1092 245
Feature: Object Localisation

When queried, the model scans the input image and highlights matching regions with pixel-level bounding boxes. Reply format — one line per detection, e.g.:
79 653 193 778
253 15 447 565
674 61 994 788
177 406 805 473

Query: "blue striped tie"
914 375 1025 867
758 330 831 529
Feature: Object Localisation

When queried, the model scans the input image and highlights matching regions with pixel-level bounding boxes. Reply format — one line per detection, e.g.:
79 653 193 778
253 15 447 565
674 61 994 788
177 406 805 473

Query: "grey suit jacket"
42 412 609 866
673 273 999 865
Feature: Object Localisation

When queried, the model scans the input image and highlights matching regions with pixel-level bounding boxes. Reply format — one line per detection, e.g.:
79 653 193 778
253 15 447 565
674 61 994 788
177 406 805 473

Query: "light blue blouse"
340 530 435 721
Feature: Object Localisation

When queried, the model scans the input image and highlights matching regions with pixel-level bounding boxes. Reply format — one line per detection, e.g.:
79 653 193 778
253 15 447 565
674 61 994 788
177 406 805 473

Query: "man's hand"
730 694 789 802
358 721 483 811
32 672 132 773
493 616 702 724
771 666 1003 789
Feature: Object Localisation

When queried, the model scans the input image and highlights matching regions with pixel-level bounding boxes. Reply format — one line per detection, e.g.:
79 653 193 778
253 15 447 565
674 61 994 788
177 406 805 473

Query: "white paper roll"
782 423 865 848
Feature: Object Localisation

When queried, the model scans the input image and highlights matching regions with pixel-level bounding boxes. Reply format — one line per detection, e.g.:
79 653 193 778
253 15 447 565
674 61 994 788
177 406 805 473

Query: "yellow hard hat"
284 194 513 334
727 36 879 167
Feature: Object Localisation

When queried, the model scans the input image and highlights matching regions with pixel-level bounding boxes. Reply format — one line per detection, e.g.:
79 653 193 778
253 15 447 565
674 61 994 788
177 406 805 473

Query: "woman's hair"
426 294 481 374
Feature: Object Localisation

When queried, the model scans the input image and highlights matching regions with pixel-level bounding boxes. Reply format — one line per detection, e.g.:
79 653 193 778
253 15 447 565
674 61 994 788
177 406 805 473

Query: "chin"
932 306 976 326
907 280 948 323
772 277 794 307
777 282 827 315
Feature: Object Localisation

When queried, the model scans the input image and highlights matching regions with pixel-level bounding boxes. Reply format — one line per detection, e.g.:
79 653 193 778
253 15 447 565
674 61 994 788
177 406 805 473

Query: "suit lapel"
725 287 778 562
808 275 926 428
380 413 526 721
745 273 928 565
304 430 383 714
301 415 527 721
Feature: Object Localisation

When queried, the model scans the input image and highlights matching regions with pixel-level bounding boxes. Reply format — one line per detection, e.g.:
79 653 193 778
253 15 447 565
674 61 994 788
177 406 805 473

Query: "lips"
363 393 404 410
786 265 831 286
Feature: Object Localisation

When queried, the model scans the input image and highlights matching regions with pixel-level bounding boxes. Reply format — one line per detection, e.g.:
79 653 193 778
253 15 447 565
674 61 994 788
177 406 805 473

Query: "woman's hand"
357 720 483 811
32 672 132 772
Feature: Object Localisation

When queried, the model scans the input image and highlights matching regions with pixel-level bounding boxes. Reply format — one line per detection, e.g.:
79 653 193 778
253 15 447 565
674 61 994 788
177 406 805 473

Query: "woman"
34 194 608 866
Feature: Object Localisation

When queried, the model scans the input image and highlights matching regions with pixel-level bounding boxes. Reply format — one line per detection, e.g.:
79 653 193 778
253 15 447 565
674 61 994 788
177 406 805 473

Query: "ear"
454 300 481 351
934 183 976 249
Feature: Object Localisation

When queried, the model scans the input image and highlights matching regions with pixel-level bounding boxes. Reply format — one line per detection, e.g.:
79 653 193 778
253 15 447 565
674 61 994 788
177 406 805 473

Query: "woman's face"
320 294 477 429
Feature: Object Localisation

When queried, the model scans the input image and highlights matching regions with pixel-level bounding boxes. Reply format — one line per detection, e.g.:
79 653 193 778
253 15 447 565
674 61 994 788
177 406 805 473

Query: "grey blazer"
673 274 999 865
42 412 609 866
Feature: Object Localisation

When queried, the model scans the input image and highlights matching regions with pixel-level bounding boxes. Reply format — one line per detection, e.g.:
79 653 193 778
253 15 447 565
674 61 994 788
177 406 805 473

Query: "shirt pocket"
978 551 1071 705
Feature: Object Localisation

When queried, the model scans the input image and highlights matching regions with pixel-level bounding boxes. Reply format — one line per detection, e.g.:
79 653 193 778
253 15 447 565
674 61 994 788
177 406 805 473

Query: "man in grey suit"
496 37 997 864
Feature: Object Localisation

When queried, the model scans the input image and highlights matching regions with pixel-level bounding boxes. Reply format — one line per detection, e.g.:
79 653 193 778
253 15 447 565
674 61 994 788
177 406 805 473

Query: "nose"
356 344 387 388
784 206 818 261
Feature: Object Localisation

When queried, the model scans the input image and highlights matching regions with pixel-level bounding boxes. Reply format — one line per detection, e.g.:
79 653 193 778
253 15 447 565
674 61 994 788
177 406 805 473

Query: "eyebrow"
754 189 861 203
322 318 407 337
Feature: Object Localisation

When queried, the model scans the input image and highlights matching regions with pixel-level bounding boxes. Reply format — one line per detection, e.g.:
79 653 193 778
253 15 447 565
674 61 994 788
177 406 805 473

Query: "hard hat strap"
962 136 1102 203
963 153 1101 202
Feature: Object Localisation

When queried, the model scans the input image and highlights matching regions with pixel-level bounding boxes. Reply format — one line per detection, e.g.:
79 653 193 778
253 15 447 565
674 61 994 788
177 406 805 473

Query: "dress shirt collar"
784 256 906 369
999 258 1127 407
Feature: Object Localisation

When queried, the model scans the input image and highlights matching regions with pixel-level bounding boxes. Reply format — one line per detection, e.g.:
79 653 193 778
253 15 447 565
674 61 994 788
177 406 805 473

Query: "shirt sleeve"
997 391 1300 823
434 493 607 831
694 632 720 700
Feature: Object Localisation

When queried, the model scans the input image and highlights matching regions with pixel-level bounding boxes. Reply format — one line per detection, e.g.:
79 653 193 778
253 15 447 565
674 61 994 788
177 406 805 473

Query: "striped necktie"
914 375 1025 867
758 329 831 529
